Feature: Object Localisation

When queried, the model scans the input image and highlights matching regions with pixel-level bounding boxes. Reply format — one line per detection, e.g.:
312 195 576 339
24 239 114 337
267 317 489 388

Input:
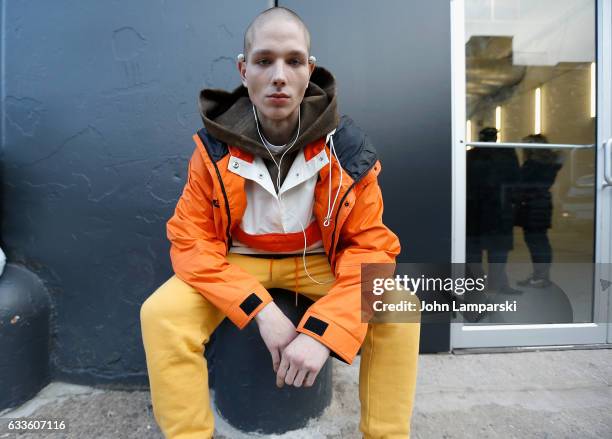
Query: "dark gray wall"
1 0 452 386
283 0 452 263
284 0 453 352
2 0 269 385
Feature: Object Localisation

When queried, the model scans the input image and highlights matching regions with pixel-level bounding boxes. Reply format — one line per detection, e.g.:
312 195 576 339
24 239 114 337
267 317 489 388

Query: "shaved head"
237 6 315 132
243 7 311 60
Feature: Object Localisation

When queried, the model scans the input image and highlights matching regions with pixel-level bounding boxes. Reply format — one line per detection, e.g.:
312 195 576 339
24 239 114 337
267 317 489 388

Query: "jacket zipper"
327 159 378 267
209 159 232 252
328 182 356 266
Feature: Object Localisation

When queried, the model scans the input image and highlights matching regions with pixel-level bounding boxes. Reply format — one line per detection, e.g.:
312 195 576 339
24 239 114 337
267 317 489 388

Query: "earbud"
237 53 245 62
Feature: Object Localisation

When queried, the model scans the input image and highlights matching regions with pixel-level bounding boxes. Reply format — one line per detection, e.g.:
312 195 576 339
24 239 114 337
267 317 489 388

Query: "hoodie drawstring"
323 129 342 227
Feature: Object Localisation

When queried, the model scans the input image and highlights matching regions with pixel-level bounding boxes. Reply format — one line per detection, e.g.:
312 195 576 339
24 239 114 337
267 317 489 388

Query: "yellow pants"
140 253 420 439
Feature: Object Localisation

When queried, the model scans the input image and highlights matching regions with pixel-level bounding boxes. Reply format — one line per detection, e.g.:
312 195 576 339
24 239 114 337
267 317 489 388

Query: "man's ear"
237 59 248 87
304 63 315 93
305 61 315 92
308 60 316 77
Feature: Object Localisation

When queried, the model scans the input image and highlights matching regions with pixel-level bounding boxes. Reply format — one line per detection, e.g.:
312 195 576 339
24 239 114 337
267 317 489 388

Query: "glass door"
450 0 612 348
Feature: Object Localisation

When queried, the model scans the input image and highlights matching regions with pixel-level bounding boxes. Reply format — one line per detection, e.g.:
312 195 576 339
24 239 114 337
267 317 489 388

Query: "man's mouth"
266 93 291 105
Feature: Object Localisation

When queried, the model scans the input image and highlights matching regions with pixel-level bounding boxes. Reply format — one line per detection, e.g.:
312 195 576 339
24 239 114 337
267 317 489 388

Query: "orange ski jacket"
167 116 400 364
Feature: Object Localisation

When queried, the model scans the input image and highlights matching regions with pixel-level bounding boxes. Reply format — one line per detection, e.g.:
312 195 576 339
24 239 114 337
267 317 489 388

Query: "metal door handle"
605 138 612 186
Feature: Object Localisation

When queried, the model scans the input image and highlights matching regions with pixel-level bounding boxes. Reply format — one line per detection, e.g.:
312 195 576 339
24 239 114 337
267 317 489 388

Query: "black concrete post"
0 264 51 411
213 289 333 434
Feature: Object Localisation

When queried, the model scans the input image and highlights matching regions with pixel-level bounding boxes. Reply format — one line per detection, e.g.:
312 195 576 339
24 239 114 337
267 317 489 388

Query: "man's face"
239 19 314 123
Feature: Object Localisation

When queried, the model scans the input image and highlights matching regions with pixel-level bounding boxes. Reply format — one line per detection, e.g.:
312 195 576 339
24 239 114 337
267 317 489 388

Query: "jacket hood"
198 66 339 159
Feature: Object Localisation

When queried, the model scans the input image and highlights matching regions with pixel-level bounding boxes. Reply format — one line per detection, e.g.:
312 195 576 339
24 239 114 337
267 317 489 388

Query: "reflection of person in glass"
515 134 563 288
466 127 522 295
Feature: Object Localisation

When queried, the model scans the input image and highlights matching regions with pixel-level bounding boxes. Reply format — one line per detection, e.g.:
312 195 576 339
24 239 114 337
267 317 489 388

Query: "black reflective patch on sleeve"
303 316 329 337
239 293 262 316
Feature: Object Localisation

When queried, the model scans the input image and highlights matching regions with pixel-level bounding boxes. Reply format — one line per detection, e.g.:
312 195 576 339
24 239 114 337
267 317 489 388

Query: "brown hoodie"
198 66 339 190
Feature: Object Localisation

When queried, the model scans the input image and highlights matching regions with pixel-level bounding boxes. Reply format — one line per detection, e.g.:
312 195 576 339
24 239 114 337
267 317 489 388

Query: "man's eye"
256 59 271 65
288 59 303 66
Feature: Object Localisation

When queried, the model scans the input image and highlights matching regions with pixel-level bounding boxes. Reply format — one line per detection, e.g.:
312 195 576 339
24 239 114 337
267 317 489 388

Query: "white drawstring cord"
323 129 342 227
253 105 336 286
295 130 339 285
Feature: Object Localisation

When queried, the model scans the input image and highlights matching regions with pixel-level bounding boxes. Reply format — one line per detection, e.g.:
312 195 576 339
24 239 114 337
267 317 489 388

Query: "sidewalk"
1 348 610 438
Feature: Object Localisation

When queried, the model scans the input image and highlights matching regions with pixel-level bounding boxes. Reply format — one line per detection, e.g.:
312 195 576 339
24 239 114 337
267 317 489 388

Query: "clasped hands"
255 301 330 388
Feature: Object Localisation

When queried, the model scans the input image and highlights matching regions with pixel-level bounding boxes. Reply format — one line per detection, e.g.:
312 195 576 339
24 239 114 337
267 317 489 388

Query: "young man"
140 7 420 439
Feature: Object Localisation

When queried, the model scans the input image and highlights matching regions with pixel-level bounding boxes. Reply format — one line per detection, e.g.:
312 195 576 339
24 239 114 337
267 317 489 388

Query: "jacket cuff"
296 311 363 365
225 287 273 330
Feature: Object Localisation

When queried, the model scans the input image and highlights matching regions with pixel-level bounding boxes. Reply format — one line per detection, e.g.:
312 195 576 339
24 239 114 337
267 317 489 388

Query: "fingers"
293 369 308 388
284 363 298 386
276 355 289 388
271 348 280 373
304 369 319 387
276 334 329 388
276 357 318 388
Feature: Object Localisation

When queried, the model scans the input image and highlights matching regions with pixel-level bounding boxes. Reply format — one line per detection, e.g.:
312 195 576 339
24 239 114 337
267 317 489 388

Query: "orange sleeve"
296 166 401 364
167 145 272 329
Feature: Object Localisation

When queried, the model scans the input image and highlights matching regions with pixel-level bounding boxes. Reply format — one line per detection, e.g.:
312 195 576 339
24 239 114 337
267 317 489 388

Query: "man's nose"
271 60 287 87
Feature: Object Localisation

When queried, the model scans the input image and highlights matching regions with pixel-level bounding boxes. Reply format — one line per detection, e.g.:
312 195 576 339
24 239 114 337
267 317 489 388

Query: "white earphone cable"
252 105 336 286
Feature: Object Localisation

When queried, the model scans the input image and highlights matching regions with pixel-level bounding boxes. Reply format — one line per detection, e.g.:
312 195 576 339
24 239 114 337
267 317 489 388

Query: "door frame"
450 0 612 349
